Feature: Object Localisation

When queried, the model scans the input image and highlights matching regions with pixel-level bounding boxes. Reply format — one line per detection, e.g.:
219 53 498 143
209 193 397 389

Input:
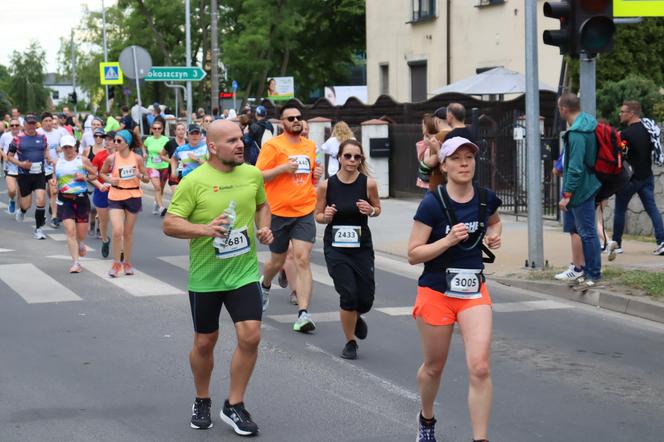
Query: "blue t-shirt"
414 188 502 293
173 142 208 177
8 134 48 175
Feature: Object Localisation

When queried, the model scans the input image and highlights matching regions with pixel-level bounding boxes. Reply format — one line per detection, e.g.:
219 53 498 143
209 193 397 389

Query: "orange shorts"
412 284 492 326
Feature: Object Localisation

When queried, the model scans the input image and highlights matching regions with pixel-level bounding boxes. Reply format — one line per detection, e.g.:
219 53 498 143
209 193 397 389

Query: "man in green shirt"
163 120 272 437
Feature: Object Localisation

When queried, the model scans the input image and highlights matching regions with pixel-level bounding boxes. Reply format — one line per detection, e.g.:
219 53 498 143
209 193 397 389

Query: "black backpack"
434 185 495 263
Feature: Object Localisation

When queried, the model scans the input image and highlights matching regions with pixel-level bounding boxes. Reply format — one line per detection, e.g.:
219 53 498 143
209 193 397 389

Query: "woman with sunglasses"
100 130 150 277
143 121 170 215
315 140 381 360
408 137 502 442
162 122 187 192
91 132 115 258
84 128 108 237
50 135 99 273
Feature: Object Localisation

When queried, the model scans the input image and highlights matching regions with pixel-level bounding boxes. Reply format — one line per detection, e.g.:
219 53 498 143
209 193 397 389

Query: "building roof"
44 73 73 86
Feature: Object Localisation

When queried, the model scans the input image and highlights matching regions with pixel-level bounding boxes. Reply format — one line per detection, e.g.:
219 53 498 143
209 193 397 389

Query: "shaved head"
207 119 245 169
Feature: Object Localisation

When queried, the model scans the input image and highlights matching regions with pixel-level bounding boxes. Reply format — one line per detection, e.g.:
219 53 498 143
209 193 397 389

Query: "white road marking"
266 311 340 324
82 259 184 297
375 306 412 316
0 263 82 303
47 233 68 241
45 255 96 261
257 251 334 287
158 255 189 271
0 248 15 253
491 299 574 313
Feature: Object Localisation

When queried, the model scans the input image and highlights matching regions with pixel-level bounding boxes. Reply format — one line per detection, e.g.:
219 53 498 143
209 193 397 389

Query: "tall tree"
8 43 50 112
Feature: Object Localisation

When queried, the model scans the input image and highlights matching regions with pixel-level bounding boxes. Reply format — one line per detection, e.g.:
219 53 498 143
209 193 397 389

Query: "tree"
596 75 660 125
7 43 51 112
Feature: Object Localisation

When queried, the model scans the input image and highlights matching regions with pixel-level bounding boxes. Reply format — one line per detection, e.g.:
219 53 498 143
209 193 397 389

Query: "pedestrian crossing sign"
614 0 664 17
99 62 124 85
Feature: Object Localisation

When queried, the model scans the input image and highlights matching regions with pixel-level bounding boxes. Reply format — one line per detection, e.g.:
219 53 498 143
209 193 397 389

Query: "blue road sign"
232 80 238 91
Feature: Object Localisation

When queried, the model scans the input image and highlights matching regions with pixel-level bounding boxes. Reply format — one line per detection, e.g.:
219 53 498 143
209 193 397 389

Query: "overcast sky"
0 0 116 73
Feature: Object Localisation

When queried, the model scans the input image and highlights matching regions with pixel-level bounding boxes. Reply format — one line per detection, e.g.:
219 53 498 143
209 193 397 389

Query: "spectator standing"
320 121 354 177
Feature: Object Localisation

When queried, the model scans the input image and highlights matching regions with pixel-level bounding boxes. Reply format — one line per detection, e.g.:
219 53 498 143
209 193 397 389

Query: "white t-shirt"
38 127 68 174
321 136 342 176
1 131 18 173
79 131 95 155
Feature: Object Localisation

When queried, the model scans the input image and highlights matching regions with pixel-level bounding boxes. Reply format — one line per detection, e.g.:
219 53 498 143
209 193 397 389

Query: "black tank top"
323 173 372 248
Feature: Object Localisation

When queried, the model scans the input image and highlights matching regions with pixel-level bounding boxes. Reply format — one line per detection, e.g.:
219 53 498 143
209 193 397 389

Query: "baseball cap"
255 105 267 117
438 137 479 162
188 124 202 133
152 102 160 108
57 112 67 119
25 114 38 123
105 130 116 139
433 107 447 119
94 128 106 137
60 135 77 148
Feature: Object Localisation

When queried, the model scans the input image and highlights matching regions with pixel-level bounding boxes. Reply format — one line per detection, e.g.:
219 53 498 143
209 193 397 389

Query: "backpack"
593 122 633 200
434 185 495 263
641 118 664 167
242 131 261 165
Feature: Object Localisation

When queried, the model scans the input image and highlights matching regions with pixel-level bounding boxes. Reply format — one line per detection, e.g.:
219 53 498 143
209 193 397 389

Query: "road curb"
494 278 664 324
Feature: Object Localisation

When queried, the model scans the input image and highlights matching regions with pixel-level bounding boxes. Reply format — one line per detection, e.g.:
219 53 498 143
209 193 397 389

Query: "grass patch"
524 266 664 298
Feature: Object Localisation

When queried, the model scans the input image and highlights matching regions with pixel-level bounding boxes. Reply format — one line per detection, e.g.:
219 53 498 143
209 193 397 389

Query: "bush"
596 75 661 125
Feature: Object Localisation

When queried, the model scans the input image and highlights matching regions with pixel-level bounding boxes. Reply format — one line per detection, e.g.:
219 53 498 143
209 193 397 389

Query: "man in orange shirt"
255 104 322 333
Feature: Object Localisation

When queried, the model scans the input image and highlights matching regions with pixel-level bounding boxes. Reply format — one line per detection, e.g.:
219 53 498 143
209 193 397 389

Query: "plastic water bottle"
222 200 237 239
312 158 321 185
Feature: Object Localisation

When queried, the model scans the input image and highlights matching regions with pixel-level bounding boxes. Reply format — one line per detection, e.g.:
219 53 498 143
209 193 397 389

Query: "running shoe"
95 228 102 239
7 200 15 215
220 400 258 436
15 210 25 222
289 290 298 305
152 201 159 215
78 242 87 257
48 218 59 228
259 276 270 312
654 242 664 256
33 228 46 240
293 311 316 333
160 206 168 217
101 240 110 258
554 264 583 281
354 315 368 340
123 262 135 276
341 340 358 360
190 397 213 429
277 269 288 288
108 262 122 278
52 218 61 228
69 262 82 274
417 412 437 442
88 220 96 237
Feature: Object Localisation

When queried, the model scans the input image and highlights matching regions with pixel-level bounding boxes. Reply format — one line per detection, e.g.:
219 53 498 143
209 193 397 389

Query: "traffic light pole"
579 52 597 117
525 0 544 269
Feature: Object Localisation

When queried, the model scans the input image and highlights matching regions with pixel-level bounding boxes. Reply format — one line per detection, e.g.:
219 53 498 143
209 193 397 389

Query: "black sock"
298 309 308 317
261 280 270 289
419 411 435 425
35 207 45 228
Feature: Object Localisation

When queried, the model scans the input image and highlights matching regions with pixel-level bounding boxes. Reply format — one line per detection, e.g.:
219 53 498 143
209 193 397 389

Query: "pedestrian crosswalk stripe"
266 311 340 324
158 255 188 270
375 307 412 316
0 248 14 253
0 263 82 303
81 259 184 297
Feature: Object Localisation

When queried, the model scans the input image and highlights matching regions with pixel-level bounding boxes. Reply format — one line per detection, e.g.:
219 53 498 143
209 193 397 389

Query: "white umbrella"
432 67 556 96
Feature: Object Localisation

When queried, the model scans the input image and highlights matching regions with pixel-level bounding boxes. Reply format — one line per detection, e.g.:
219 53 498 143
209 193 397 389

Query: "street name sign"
614 0 664 17
145 67 207 82
99 62 123 85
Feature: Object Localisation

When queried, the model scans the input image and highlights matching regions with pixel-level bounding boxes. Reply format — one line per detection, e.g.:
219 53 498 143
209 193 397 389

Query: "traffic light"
574 0 615 55
68 92 77 105
543 1 574 55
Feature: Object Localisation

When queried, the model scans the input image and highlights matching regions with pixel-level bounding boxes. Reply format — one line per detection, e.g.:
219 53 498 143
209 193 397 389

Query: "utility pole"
102 0 110 113
185 0 192 124
525 0 544 268
579 52 596 117
71 30 77 114
210 0 220 114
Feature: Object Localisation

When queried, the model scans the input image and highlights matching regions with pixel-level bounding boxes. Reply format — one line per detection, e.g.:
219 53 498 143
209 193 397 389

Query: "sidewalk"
370 197 664 323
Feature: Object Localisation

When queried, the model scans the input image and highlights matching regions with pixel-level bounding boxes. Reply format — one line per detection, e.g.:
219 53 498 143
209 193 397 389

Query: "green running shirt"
144 136 169 169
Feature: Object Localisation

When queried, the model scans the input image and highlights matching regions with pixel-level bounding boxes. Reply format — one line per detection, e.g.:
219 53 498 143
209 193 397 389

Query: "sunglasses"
10 124 19 127
94 135 104 139
113 138 125 144
342 153 363 161
284 115 303 122
204 120 212 123
152 127 163 131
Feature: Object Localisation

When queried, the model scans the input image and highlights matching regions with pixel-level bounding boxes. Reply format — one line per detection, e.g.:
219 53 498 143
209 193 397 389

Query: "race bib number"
445 268 482 299
118 166 136 180
213 226 251 259
332 225 361 248
151 155 162 164
290 155 311 174
29 162 43 174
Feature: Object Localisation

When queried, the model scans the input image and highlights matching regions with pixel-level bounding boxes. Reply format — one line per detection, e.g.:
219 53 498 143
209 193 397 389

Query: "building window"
412 0 436 22
409 61 427 102
379 64 389 96
52 90 59 100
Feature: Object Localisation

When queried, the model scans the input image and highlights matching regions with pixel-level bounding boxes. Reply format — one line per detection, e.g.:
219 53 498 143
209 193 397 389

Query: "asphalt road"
1 185 663 442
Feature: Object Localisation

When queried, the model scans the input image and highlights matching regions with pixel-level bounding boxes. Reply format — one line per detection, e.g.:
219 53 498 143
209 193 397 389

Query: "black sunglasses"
113 138 125 144
284 115 303 122
342 153 363 161
94 135 104 139
152 126 163 130
10 124 20 127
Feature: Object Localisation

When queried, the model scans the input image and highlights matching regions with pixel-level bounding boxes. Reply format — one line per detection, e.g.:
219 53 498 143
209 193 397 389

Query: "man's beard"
221 157 243 168
284 126 302 136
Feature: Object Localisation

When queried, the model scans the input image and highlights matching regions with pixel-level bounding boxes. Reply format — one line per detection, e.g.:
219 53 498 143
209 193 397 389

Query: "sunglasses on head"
284 115 303 122
342 153 363 161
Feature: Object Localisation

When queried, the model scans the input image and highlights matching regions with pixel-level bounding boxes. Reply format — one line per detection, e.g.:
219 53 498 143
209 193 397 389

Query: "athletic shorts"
17 173 46 197
189 282 263 333
413 284 492 326
147 167 169 184
5 171 18 178
92 189 109 209
562 210 577 234
325 246 375 314
108 197 142 214
269 212 316 254
57 194 91 223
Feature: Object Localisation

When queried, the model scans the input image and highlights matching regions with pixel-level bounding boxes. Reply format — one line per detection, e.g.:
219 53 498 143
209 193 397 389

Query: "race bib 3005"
332 225 361 248
445 268 482 299
213 226 251 259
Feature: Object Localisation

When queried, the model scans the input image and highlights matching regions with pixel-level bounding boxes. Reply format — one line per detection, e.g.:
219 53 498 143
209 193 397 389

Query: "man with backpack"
557 93 602 291
243 106 274 165
606 100 664 257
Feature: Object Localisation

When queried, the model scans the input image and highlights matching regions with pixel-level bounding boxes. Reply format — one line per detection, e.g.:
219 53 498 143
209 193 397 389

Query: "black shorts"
189 282 263 334
17 173 46 197
57 194 91 223
269 212 316 254
324 246 375 314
